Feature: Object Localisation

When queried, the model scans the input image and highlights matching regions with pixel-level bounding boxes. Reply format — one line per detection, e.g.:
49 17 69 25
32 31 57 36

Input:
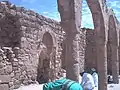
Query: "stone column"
108 15 119 84
111 44 119 83
57 0 82 82
96 42 107 90
86 0 108 89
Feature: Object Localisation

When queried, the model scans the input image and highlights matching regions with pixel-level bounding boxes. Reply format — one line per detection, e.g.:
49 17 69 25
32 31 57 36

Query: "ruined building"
0 1 120 90
58 0 120 90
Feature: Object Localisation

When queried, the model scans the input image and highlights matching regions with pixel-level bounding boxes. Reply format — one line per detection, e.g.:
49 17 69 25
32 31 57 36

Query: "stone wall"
78 29 86 73
85 28 119 74
1 1 120 90
0 1 64 89
0 47 24 90
85 29 97 70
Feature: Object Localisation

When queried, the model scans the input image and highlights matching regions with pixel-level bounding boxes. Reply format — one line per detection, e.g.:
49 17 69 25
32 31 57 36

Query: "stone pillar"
86 0 108 89
96 43 107 90
108 15 119 84
111 44 119 83
57 0 82 82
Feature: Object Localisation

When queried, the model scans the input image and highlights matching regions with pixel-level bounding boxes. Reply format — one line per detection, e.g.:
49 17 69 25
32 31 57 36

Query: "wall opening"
37 32 55 84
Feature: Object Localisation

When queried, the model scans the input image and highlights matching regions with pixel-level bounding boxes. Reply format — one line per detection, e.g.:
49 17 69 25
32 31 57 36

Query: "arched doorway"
37 32 56 84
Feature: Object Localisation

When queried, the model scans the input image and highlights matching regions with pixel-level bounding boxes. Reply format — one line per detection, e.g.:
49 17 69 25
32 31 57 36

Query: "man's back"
43 78 83 90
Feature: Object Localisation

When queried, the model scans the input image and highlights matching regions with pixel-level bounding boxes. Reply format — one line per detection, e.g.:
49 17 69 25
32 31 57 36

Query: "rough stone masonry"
0 1 86 90
0 1 120 90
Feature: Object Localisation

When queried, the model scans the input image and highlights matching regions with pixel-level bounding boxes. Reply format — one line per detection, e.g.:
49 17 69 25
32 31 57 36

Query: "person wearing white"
79 75 82 84
81 72 95 90
90 68 98 87
92 72 98 87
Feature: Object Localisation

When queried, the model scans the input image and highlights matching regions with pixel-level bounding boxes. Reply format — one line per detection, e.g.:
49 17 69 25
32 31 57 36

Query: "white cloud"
42 12 49 14
21 0 36 4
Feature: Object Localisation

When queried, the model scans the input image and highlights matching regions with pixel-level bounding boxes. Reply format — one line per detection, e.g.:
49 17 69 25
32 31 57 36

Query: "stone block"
0 56 3 62
0 62 4 68
4 65 12 74
0 84 9 90
0 68 4 75
0 75 11 84
12 61 18 67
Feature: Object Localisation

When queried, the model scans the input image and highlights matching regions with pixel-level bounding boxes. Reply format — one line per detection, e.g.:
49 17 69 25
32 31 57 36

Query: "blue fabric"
43 78 83 90
69 82 83 90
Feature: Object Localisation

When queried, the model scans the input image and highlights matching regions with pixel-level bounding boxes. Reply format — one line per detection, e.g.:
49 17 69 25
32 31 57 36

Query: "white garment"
81 73 95 90
92 72 98 87
79 75 82 84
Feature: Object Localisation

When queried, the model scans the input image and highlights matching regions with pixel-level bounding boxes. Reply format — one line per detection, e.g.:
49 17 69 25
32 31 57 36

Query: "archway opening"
42 32 53 54
37 32 54 84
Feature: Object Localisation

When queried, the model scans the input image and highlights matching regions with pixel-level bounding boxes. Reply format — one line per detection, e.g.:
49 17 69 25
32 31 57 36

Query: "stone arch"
37 32 57 83
42 32 53 54
37 48 50 84
40 30 58 48
107 11 119 83
86 0 107 89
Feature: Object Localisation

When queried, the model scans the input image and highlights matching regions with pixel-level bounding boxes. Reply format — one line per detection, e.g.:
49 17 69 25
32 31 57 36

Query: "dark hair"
80 72 84 76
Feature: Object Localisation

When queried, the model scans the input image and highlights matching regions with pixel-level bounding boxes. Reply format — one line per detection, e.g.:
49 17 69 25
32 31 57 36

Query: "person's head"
90 68 96 74
80 72 84 76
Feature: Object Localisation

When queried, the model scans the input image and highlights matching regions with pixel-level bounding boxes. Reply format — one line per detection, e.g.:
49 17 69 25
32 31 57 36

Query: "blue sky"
6 0 120 29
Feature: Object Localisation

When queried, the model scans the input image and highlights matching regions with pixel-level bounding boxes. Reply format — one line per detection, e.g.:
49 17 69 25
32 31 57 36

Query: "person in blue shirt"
43 77 83 90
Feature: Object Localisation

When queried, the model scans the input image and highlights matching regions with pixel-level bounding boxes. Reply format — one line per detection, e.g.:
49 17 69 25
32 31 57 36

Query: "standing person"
80 71 95 90
90 68 98 87
43 77 83 90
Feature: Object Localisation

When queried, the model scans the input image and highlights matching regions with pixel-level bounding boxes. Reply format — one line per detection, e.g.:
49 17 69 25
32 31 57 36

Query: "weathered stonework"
84 29 97 70
57 0 83 82
0 1 65 89
0 1 120 90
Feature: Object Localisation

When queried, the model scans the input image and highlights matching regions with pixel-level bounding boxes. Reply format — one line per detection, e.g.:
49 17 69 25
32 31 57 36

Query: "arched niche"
37 49 50 84
37 32 57 83
42 32 53 54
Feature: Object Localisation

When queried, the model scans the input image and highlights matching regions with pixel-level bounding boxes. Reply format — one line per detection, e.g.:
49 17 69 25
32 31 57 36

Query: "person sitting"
80 71 95 90
43 77 83 90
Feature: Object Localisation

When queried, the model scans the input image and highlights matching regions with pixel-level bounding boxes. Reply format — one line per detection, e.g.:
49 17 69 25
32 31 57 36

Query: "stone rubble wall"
84 29 97 70
84 28 119 74
0 1 64 89
78 29 86 73
0 47 28 90
0 1 112 90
